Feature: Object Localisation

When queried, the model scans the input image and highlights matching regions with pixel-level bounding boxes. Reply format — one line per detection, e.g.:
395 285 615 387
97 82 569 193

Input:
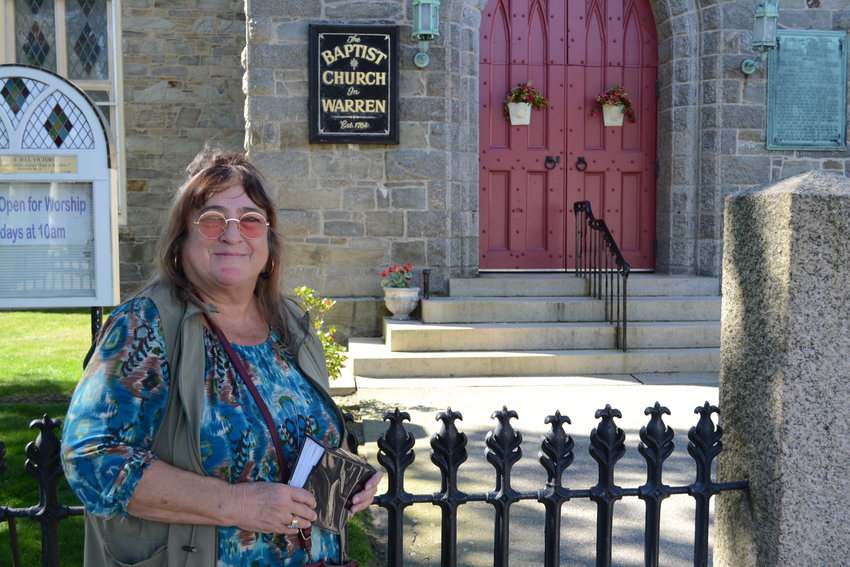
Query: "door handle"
575 156 588 171
544 155 560 170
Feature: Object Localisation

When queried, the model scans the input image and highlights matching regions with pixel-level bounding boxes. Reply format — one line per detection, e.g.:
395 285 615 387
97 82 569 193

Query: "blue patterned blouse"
62 297 344 566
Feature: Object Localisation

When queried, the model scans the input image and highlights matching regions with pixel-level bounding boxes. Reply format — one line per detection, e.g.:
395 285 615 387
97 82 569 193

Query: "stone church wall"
659 0 850 276
242 0 482 337
115 0 850 338
119 0 248 293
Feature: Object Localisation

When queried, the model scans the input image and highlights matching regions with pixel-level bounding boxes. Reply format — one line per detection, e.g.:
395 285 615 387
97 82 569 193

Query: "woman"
61 148 379 566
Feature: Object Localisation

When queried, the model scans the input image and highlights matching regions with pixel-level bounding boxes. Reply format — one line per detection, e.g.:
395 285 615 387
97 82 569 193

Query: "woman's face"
181 183 270 298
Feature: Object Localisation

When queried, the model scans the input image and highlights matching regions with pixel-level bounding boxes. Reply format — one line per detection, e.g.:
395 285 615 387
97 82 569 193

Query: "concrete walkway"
338 373 720 566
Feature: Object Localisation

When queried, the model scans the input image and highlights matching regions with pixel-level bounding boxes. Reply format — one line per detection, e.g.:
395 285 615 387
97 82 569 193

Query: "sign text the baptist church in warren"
309 25 399 144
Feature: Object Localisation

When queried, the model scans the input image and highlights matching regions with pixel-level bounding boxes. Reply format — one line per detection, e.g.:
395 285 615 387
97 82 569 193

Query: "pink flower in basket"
590 85 637 123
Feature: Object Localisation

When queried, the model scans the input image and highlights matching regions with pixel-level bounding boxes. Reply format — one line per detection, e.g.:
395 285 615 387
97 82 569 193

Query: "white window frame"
3 0 127 225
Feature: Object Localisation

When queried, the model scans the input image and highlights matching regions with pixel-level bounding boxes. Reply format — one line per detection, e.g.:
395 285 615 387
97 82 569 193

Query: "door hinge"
654 158 659 179
655 78 660 99
653 237 658 258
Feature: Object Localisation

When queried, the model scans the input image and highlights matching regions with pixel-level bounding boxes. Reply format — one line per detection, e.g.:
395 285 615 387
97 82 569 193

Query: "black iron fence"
375 401 748 567
0 415 83 567
3 404 748 567
573 200 631 351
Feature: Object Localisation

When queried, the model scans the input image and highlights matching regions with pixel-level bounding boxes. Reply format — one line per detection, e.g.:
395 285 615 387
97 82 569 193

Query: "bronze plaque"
0 155 78 174
309 25 399 144
767 31 848 151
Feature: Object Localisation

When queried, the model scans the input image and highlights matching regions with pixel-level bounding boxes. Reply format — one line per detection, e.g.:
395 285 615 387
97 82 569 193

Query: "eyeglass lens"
195 211 268 239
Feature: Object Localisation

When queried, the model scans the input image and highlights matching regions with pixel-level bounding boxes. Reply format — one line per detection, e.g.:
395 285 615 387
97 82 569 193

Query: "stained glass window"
67 0 109 80
2 76 48 128
9 0 126 224
14 0 58 72
22 91 96 149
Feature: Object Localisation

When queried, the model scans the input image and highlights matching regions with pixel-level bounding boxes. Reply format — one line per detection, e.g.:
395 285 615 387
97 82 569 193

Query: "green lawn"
0 309 380 566
0 309 90 399
0 309 89 566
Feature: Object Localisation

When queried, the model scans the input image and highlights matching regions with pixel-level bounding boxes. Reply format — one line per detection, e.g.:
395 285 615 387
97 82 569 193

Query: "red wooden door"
479 0 658 270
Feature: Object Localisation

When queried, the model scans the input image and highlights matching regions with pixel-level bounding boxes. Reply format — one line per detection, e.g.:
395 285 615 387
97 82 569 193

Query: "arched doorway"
479 0 658 270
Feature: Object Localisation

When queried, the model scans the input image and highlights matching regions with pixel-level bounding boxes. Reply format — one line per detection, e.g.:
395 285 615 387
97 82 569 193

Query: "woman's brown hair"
149 147 297 344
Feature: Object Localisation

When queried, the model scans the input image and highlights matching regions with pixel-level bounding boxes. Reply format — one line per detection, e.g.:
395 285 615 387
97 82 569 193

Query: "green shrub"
293 286 348 381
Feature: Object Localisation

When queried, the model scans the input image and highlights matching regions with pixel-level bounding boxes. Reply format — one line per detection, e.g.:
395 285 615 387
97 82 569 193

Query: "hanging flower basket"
590 85 637 125
506 102 532 125
503 81 550 125
602 104 626 126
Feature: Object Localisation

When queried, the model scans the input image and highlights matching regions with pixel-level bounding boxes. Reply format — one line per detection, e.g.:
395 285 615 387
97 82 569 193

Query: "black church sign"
309 25 399 144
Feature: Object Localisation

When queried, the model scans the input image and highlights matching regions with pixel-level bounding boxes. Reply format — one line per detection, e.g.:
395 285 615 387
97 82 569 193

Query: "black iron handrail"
573 201 630 351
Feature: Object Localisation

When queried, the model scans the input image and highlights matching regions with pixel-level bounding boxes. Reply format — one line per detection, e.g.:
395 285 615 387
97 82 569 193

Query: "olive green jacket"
83 284 343 567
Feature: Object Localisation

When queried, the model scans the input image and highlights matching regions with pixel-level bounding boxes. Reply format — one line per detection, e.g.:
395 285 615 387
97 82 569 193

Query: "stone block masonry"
112 0 850 339
119 0 247 295
716 170 850 566
244 0 481 337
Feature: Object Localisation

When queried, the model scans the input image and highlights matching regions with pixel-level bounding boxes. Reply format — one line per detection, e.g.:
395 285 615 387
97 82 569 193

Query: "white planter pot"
507 102 532 125
383 286 420 320
602 104 625 126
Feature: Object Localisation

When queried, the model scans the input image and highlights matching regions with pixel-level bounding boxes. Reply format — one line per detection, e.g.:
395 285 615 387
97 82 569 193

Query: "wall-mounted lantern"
741 1 780 75
412 0 440 68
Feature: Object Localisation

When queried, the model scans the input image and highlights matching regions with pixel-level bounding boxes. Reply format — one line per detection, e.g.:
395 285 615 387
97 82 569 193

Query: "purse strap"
203 312 317 560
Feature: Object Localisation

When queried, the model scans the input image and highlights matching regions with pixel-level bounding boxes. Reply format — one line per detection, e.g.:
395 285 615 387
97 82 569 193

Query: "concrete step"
421 296 721 324
450 274 719 297
627 275 720 296
384 320 720 352
449 275 587 297
345 275 722 384
348 337 719 378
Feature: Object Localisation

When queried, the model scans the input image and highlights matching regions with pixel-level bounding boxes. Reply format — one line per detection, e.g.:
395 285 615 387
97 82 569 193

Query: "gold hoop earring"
173 253 184 276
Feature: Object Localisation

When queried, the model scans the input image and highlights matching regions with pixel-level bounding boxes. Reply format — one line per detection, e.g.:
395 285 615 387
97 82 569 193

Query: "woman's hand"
232 481 318 534
349 470 383 513
126 460 317 534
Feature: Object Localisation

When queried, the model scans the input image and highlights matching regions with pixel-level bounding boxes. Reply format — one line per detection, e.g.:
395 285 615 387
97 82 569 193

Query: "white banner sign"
0 183 92 246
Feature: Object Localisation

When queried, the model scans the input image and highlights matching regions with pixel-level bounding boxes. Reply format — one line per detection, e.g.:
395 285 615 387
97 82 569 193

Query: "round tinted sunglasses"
193 211 269 239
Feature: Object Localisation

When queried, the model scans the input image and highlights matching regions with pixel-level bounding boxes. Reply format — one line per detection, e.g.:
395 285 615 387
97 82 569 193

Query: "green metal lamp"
741 0 780 75
412 0 440 68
